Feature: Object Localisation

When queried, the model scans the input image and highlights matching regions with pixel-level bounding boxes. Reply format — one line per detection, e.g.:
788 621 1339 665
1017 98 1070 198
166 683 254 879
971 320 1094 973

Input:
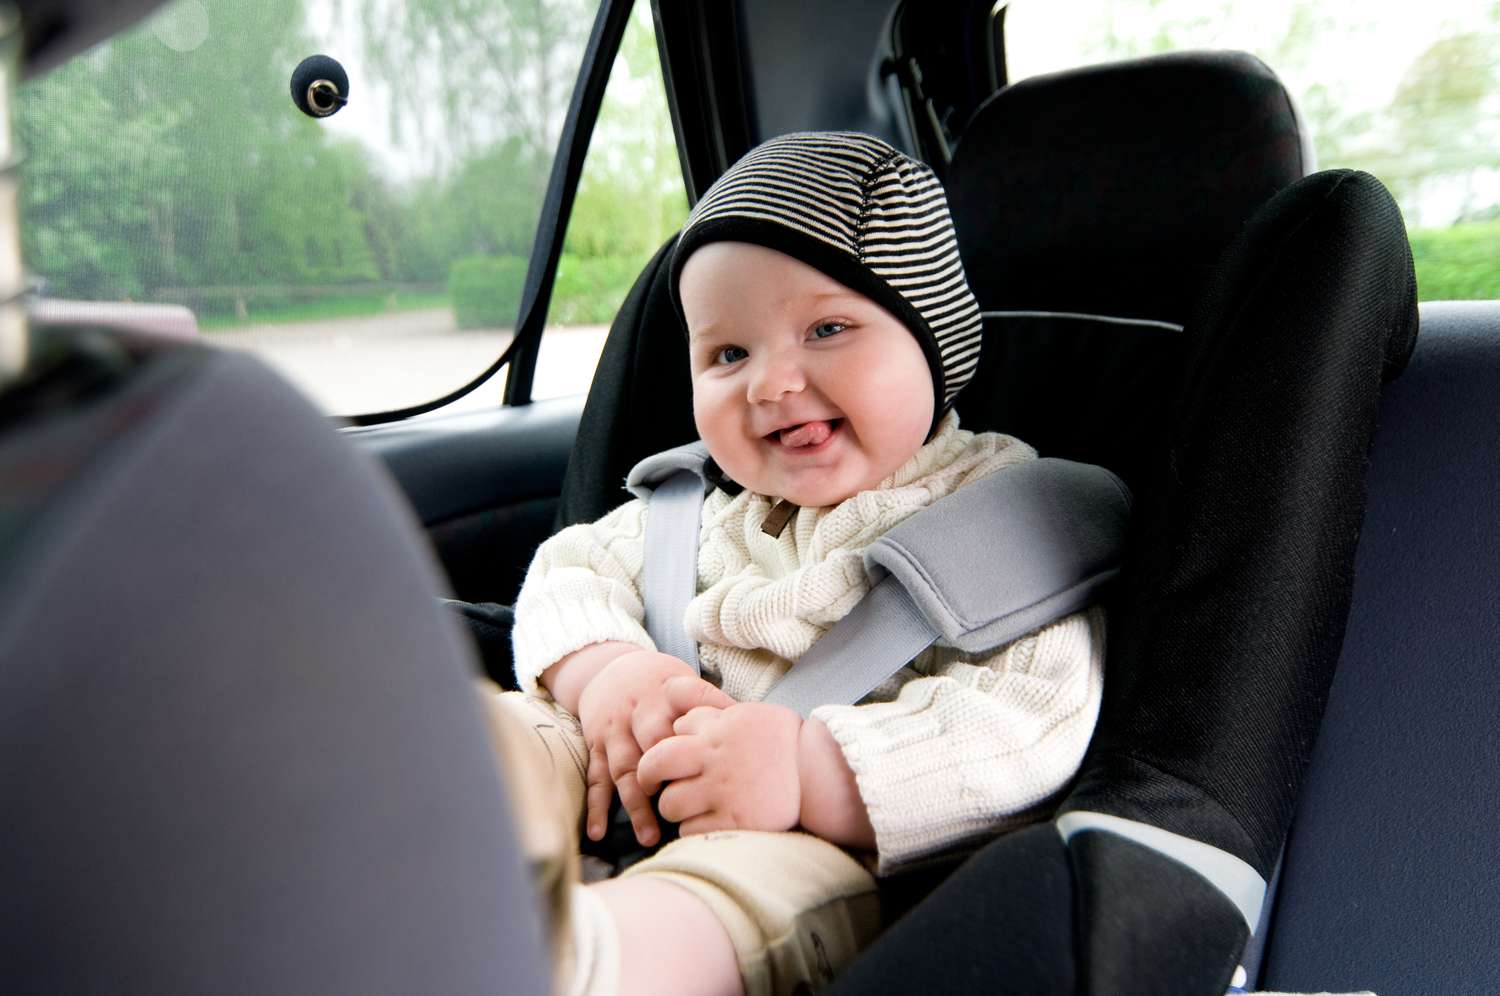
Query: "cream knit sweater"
512 412 1105 872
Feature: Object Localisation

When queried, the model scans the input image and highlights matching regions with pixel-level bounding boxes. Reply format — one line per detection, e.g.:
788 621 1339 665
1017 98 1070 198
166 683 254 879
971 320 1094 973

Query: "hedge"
448 255 527 329
550 254 642 324
1409 221 1500 301
448 253 642 329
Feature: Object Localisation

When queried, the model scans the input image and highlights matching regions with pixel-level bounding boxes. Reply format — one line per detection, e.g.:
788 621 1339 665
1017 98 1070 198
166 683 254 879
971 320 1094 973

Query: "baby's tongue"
781 420 833 448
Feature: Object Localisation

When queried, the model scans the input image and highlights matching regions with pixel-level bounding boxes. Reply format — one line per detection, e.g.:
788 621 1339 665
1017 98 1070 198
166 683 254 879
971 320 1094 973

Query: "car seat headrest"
948 50 1311 325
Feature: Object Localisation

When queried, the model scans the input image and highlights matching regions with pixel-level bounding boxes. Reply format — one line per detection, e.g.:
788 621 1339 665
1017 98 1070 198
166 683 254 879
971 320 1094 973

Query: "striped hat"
670 131 984 432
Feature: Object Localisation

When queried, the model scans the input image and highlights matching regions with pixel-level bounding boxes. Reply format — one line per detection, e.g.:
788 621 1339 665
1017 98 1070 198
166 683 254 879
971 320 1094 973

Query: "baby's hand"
636 702 804 836
576 651 733 846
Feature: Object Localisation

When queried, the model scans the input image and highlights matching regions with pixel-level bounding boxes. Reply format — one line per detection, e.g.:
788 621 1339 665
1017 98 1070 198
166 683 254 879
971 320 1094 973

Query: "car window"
1004 0 1500 302
14 0 610 416
528 3 689 402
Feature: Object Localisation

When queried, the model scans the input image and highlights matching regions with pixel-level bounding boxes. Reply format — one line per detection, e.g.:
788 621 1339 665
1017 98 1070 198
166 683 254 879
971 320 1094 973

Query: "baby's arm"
811 607 1106 873
797 717 877 848
513 498 732 844
510 498 653 697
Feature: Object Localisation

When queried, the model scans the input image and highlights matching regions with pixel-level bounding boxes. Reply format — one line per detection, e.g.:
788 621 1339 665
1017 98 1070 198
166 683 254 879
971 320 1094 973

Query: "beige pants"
483 690 882 996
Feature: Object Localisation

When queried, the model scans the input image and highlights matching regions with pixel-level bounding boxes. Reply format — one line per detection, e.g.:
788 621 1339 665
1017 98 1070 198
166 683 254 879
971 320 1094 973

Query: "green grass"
1410 221 1500 302
198 289 451 331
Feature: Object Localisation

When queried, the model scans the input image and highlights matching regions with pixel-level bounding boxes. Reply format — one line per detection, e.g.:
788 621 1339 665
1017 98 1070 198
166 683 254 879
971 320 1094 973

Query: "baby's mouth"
770 418 843 449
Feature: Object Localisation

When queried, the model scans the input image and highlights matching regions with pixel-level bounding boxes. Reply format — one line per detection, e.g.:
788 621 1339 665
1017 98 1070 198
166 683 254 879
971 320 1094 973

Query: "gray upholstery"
1258 301 1500 992
0 338 548 995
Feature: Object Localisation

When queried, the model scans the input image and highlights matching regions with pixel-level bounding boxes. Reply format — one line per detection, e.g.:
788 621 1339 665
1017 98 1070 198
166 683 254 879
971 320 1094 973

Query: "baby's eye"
809 321 848 340
716 344 749 365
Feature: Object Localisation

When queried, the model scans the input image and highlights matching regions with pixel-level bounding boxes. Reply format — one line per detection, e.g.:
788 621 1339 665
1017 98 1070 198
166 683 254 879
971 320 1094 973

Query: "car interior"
3 0 1498 993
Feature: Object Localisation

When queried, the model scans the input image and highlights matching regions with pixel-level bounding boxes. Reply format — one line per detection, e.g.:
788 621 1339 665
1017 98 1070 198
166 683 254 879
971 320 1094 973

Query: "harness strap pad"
861 458 1131 655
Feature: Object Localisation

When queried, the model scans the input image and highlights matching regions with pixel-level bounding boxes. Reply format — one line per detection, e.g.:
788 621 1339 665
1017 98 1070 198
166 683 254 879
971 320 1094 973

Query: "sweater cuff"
813 690 972 873
511 582 657 696
813 679 1066 874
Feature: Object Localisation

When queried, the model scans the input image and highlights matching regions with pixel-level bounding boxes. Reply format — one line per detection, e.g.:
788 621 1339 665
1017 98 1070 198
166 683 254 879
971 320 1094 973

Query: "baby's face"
681 241 934 507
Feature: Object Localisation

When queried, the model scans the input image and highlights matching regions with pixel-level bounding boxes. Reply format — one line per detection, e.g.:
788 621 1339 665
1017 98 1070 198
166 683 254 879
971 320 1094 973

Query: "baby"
488 131 1105 996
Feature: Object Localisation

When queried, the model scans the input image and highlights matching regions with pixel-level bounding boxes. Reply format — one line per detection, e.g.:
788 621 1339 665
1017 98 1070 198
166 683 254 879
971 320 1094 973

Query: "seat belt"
626 443 1131 715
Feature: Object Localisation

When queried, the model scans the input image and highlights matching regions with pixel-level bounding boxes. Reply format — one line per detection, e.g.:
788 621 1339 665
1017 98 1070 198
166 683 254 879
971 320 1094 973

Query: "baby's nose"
747 352 806 402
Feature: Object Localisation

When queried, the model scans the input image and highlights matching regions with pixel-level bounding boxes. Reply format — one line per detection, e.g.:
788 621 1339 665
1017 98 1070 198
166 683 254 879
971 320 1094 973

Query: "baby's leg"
478 687 589 822
589 876 741 996
615 830 881 996
478 688 590 970
480 688 726 996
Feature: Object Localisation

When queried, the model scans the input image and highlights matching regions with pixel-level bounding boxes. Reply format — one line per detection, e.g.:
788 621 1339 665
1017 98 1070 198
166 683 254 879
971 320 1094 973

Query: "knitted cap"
670 131 985 431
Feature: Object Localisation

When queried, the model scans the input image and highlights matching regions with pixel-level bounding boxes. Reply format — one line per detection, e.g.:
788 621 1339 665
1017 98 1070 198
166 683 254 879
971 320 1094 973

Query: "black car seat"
0 331 550 995
828 53 1417 995
552 50 1416 995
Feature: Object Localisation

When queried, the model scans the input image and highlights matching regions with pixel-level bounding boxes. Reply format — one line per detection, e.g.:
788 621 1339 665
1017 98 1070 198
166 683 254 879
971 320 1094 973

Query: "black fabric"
445 599 518 688
0 334 548 995
1062 169 1419 876
827 824 1077 995
949 51 1308 324
1070 831 1246 995
878 0 1002 174
555 235 697 528
1258 303 1500 994
955 313 1183 501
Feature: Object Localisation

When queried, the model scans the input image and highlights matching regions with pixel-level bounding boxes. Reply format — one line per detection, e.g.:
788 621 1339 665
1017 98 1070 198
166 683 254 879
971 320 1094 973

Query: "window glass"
1004 0 1500 301
16 0 595 415
530 4 690 401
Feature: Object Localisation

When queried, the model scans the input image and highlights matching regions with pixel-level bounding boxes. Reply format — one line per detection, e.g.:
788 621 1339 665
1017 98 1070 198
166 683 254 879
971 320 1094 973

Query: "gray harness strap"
762 575 934 715
627 441 714 674
640 471 704 671
627 446 1132 714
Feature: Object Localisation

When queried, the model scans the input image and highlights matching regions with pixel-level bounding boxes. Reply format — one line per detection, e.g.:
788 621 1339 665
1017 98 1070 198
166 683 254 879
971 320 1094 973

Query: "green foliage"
1409 222 1500 301
550 255 641 324
15 0 692 331
449 256 528 329
558 6 688 293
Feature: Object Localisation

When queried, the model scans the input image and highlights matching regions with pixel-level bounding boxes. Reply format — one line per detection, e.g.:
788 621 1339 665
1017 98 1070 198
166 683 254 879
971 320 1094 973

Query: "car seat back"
1253 300 1500 993
948 50 1313 500
0 331 549 995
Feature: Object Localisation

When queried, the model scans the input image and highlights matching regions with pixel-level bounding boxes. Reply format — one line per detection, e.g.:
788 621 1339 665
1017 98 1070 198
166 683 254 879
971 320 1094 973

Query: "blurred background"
14 0 1498 414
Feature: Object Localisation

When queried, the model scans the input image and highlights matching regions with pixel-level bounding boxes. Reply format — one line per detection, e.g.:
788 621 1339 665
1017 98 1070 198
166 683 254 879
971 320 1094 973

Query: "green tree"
1380 32 1500 221
339 0 589 177
566 5 688 261
17 0 387 303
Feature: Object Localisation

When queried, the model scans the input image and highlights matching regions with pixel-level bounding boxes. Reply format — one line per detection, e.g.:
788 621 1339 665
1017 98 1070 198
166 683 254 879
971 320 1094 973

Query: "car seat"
829 52 1417 995
551 51 1416 995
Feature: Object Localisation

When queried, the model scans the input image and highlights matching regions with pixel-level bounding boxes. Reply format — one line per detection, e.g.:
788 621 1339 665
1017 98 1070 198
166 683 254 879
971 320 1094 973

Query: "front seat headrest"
949 50 1312 324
